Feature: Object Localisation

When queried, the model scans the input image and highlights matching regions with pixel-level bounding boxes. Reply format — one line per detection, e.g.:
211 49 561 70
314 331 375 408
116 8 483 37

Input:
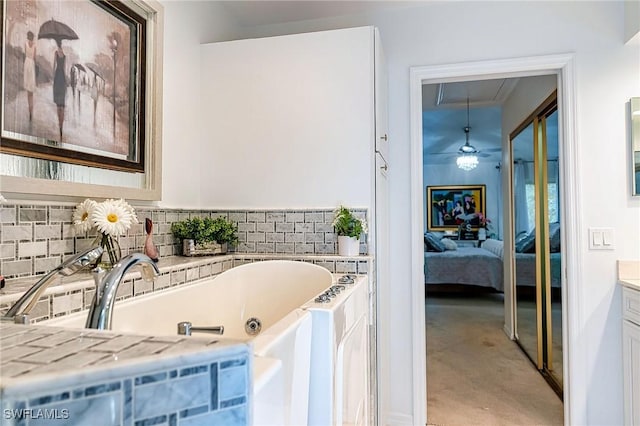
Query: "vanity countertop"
618 260 640 291
619 279 640 292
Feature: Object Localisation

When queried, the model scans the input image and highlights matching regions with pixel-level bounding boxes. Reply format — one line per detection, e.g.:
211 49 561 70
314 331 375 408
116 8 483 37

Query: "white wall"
223 2 640 424
625 0 640 43
502 75 557 146
158 1 240 208
197 27 374 209
385 4 638 424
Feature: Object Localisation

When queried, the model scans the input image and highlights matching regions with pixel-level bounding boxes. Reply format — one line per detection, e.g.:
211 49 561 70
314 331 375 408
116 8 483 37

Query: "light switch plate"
588 227 615 250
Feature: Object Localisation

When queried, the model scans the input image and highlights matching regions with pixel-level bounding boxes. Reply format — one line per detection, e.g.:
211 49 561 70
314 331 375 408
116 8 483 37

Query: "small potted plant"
332 206 367 256
171 217 238 256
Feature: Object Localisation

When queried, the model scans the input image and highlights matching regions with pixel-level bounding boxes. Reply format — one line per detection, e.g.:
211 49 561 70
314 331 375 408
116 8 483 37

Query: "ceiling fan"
426 98 500 162
457 97 488 159
458 125 481 156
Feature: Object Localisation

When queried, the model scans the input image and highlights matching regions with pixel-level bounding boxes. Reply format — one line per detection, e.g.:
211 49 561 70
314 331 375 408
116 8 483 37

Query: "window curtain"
547 159 560 221
547 160 558 184
514 160 534 235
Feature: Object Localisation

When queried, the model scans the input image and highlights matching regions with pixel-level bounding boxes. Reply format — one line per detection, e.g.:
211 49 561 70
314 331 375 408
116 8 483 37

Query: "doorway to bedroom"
422 76 564 424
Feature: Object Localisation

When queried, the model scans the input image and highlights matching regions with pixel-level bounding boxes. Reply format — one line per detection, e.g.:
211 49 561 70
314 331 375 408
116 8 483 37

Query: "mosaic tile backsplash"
0 204 367 279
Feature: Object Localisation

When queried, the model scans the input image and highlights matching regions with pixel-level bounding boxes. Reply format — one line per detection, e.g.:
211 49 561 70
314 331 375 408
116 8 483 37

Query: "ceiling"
422 79 519 165
219 1 418 27
422 78 559 165
422 79 519 111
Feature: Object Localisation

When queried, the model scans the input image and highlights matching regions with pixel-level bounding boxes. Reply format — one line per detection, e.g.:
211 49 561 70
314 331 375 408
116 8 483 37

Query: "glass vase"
92 233 122 269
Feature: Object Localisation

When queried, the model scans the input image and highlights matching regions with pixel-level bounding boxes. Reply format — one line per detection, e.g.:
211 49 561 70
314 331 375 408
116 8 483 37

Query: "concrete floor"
425 293 564 425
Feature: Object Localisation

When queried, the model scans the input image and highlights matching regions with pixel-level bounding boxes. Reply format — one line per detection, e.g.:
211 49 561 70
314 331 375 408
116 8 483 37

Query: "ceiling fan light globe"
456 154 478 171
459 144 477 154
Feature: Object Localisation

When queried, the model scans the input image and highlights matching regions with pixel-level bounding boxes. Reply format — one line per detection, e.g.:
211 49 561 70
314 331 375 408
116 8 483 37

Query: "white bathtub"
45 260 334 426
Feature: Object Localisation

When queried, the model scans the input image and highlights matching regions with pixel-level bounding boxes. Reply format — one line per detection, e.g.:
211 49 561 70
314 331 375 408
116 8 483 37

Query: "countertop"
619 278 640 291
617 260 640 291
0 322 245 387
0 322 252 426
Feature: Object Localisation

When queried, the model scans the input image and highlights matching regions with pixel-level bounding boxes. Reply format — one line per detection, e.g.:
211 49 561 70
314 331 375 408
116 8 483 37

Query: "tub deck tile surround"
0 254 371 323
0 323 251 426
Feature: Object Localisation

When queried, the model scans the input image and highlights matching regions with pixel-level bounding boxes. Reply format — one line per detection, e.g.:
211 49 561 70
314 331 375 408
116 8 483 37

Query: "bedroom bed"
515 252 562 288
424 245 504 291
423 235 562 293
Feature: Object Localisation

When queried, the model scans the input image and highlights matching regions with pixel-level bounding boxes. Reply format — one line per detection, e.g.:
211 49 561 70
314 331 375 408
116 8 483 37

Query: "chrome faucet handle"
177 321 224 336
4 246 104 319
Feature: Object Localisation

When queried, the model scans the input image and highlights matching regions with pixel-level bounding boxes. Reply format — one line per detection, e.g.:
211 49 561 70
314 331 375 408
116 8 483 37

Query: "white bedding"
424 246 504 291
424 239 561 292
515 252 562 288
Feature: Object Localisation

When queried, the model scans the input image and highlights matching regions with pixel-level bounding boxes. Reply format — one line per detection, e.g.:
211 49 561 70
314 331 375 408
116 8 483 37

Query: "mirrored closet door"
510 92 563 396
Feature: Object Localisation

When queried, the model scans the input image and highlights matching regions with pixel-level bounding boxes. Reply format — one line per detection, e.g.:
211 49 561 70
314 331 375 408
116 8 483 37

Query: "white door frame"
408 54 586 425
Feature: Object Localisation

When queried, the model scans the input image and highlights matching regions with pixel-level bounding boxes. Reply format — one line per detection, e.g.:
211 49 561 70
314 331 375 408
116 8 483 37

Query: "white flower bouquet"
72 198 138 266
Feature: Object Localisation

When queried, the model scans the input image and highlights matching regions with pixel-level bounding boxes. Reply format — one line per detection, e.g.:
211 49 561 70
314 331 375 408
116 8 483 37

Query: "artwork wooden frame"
1 0 147 172
426 184 486 232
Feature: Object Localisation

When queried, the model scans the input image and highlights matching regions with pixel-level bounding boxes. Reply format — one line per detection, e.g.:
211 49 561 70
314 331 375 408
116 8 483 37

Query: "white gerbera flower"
92 199 133 236
116 198 138 224
72 199 97 234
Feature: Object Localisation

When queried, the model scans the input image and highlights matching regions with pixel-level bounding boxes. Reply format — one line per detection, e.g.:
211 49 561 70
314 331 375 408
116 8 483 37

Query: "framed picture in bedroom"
426 184 486 232
1 0 146 172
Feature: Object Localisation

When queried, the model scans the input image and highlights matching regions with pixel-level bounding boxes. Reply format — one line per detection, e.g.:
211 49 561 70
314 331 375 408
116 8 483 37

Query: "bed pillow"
481 239 503 259
549 222 561 252
515 225 560 253
515 228 536 253
429 231 445 240
440 238 457 251
424 233 446 252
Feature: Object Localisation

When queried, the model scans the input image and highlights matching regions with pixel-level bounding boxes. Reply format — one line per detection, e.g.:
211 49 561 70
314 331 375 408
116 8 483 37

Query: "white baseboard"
503 323 514 340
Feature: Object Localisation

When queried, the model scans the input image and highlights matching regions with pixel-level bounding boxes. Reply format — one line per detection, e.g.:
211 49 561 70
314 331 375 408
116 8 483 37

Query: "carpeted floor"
425 293 563 425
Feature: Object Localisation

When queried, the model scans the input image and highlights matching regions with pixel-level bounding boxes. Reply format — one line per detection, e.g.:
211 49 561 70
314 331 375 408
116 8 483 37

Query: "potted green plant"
171 217 238 256
332 206 367 256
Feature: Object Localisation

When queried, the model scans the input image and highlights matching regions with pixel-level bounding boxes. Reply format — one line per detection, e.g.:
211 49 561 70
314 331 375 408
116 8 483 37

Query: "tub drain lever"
177 321 224 336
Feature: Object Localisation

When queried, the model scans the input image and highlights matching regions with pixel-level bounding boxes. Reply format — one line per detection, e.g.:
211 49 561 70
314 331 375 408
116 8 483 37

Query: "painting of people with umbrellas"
1 0 146 172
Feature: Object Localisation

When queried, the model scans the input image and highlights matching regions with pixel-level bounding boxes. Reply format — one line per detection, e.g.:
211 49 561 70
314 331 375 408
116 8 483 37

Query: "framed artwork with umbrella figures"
0 0 147 172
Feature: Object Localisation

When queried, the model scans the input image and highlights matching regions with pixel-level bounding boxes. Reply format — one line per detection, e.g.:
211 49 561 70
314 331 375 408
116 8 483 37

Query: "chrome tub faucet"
85 252 160 330
3 247 104 324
